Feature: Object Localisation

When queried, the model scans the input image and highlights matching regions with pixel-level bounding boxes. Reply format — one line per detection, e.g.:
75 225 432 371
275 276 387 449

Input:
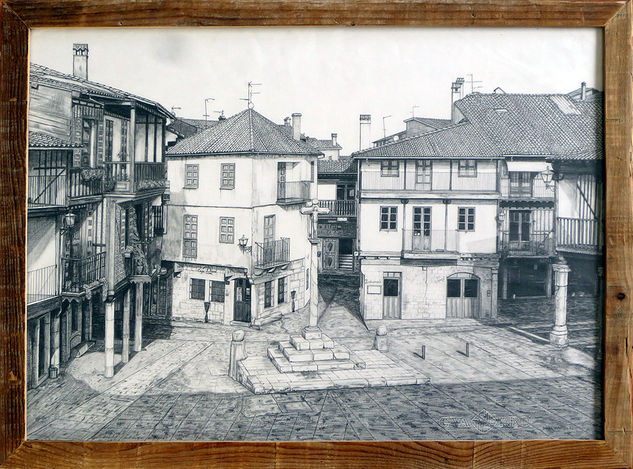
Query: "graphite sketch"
26 29 603 442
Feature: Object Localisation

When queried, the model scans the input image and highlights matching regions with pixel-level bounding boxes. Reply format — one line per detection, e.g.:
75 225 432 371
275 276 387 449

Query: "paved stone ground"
27 276 602 441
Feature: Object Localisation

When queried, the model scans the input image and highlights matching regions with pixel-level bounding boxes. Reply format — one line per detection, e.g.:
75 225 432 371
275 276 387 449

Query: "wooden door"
509 210 531 250
382 273 401 319
412 207 432 251
233 278 251 323
322 238 339 271
446 276 480 318
277 162 286 199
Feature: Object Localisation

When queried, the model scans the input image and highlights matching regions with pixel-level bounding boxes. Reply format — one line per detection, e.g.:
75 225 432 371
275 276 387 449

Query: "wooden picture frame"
1 1 631 467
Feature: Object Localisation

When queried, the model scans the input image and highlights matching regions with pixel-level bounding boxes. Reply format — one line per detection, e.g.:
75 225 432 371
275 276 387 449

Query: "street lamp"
238 235 251 253
539 166 555 188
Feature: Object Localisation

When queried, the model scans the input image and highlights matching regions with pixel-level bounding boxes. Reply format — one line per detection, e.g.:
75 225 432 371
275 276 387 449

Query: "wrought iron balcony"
499 231 555 256
61 252 106 293
27 264 59 305
254 238 290 268
277 181 311 205
318 199 356 217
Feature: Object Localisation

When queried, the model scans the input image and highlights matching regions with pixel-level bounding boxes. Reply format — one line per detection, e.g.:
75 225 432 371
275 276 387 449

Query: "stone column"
228 330 247 381
43 313 51 373
104 299 115 378
501 265 508 300
490 267 499 318
550 262 571 347
545 262 553 298
308 239 319 329
134 282 144 352
60 303 69 363
32 319 40 387
50 309 61 372
122 288 131 363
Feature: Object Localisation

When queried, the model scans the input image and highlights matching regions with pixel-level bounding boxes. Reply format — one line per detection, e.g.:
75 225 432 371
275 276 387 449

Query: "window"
81 119 96 167
306 268 310 290
184 164 199 188
413 207 431 236
183 215 198 258
264 280 273 308
190 278 205 300
210 280 225 303
458 160 477 177
380 160 399 177
152 205 165 236
121 120 128 161
105 119 114 163
415 160 432 187
219 217 235 244
221 163 235 189
380 206 398 231
310 161 315 182
278 277 286 304
71 304 79 332
509 172 532 197
337 184 355 200
447 279 461 298
464 279 479 298
509 210 531 242
458 207 475 231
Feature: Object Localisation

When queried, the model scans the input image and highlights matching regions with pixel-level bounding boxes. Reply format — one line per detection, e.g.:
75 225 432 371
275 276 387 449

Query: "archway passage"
447 273 480 318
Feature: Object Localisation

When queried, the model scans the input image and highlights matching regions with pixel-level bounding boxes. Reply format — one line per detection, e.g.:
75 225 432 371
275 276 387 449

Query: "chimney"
580 81 587 100
450 77 465 123
359 114 371 151
73 43 89 80
331 133 338 147
284 116 291 126
292 113 302 140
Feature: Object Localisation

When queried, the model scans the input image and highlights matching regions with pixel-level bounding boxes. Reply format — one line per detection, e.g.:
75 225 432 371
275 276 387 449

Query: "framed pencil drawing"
1 1 632 468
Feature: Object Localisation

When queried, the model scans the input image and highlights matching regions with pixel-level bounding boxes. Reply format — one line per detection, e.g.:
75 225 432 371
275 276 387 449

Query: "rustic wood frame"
1 1 631 467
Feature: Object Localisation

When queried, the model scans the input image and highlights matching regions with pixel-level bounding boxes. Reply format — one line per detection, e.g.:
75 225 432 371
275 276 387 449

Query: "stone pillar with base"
134 281 145 352
501 265 508 300
43 313 51 374
490 267 499 318
550 262 571 347
545 262 553 298
122 288 131 363
228 330 247 381
373 325 388 352
50 309 61 375
60 302 69 363
104 299 115 378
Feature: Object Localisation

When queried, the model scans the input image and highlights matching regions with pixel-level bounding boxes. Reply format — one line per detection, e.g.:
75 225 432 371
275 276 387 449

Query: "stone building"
162 108 321 328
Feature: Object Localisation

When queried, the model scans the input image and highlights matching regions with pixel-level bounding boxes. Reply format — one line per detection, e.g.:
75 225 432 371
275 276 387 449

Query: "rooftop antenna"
411 105 420 118
466 74 483 94
382 115 392 138
240 81 262 109
214 109 226 120
171 106 181 115
204 97 215 121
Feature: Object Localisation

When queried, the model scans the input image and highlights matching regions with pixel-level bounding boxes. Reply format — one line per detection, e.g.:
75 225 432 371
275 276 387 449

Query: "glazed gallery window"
190 278 205 300
380 206 398 231
458 159 477 177
415 160 432 187
210 280 225 303
278 277 286 304
219 217 235 243
509 172 532 197
380 160 399 177
184 164 199 188
183 214 198 258
264 280 273 308
221 163 235 189
458 207 475 231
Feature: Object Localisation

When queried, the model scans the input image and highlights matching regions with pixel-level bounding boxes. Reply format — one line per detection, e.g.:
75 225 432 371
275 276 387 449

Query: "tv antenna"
466 74 483 94
204 98 215 121
411 105 420 118
214 110 226 120
382 115 392 138
240 81 261 109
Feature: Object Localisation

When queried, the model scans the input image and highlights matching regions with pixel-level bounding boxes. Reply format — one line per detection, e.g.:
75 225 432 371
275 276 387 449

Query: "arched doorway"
446 273 480 318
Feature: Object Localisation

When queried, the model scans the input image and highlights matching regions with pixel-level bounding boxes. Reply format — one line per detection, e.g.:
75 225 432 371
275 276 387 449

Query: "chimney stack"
359 114 371 151
331 133 338 147
292 113 302 140
284 116 291 126
580 81 587 101
73 43 89 80
450 77 465 123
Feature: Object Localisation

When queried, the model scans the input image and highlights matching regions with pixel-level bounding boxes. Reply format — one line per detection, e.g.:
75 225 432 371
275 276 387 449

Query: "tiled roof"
353 122 499 159
453 92 603 160
404 117 453 129
167 108 323 156
30 63 173 119
180 118 220 130
317 158 356 174
305 137 342 151
28 131 80 149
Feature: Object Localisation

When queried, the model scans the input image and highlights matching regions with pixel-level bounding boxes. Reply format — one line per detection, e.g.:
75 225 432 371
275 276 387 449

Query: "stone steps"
267 346 357 373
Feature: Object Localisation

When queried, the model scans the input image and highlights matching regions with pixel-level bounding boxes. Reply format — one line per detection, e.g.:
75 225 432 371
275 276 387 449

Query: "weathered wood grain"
1 0 632 467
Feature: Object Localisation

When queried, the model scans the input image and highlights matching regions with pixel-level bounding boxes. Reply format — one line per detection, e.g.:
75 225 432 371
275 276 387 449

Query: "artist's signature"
440 409 532 433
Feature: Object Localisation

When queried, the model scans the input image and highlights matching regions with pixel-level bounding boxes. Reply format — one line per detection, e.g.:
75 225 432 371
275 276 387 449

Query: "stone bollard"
373 325 389 352
228 330 247 381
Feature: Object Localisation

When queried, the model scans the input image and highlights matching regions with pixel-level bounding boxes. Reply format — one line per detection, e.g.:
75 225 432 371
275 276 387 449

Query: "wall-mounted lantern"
238 235 252 253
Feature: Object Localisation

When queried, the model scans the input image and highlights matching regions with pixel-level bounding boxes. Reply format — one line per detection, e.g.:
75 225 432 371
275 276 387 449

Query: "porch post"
50 309 61 371
550 261 571 347
134 282 144 352
43 313 51 373
104 299 115 378
33 318 40 387
122 288 130 363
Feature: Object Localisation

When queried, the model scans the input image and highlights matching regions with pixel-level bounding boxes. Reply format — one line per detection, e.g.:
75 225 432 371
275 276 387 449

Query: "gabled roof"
180 118 220 130
167 108 323 157
353 122 499 159
30 63 173 119
305 137 342 151
453 92 603 160
404 116 453 129
318 158 356 174
28 131 80 149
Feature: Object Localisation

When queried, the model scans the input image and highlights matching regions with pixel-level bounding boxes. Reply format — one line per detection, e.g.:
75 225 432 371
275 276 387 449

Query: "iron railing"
254 238 290 268
61 252 106 293
500 231 555 255
27 264 59 304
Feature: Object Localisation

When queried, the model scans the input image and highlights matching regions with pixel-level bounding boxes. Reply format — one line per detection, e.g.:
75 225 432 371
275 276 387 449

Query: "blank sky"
31 27 602 155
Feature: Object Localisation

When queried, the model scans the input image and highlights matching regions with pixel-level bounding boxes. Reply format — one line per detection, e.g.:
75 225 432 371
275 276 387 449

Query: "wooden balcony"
68 167 104 201
103 161 167 193
61 252 106 293
499 231 555 256
254 238 290 268
28 174 66 208
27 264 59 305
277 181 311 205
135 162 167 191
319 199 356 217
556 217 603 253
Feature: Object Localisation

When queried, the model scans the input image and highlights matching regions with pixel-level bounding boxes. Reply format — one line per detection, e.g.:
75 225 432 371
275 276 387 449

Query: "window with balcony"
219 217 235 244
210 280 225 303
380 206 398 231
381 160 399 177
184 164 199 188
458 160 477 177
458 207 475 231
183 214 198 258
221 163 235 189
509 210 531 243
264 280 273 308
509 172 533 197
190 278 205 300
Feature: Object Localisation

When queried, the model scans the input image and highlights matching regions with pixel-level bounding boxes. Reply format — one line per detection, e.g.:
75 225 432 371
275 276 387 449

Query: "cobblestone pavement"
27 277 602 441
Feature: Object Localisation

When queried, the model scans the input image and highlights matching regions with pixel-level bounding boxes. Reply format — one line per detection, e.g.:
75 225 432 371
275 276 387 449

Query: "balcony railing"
277 181 311 204
557 217 603 250
508 183 554 199
135 162 167 191
500 231 555 255
254 238 290 268
61 252 106 293
28 174 66 207
360 170 497 193
402 229 460 253
68 167 104 199
27 264 59 305
319 199 356 217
